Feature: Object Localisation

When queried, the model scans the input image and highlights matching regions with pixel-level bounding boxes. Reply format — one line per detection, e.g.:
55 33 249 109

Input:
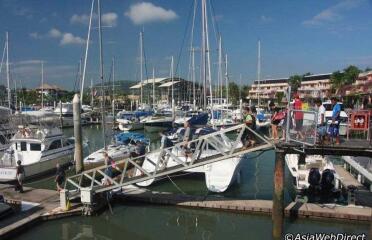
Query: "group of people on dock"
267 95 342 144
14 161 66 193
241 94 344 146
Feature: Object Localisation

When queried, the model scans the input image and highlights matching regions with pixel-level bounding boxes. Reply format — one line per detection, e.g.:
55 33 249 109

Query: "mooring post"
73 94 84 174
272 149 285 240
59 100 63 128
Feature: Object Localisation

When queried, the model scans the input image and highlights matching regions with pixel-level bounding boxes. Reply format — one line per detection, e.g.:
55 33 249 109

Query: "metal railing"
63 124 274 204
285 109 318 146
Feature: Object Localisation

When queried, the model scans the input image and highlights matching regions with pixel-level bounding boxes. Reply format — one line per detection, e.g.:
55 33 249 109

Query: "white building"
248 73 332 103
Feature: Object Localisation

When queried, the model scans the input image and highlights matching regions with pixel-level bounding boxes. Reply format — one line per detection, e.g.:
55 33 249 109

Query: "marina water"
19 126 369 240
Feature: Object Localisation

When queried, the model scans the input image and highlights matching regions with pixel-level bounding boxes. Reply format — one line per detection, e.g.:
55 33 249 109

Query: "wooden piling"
272 149 285 240
59 100 63 128
73 94 84 174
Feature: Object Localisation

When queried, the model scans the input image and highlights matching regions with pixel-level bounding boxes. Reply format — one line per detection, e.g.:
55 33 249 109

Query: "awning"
158 81 180 88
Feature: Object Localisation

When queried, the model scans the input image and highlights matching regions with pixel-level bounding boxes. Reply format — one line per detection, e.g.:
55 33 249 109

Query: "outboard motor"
308 168 321 187
320 169 335 193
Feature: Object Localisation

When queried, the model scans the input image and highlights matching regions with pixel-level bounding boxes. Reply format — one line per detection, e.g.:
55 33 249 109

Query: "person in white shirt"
315 99 326 143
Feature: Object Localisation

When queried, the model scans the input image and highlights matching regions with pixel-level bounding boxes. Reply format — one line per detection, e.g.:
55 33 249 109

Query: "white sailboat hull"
117 120 144 131
84 144 135 169
136 145 243 193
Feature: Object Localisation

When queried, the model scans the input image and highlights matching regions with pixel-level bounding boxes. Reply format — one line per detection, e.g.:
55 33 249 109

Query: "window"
49 140 62 150
21 142 27 151
30 143 41 151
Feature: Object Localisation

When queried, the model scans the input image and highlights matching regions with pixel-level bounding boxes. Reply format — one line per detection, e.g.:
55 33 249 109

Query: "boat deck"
334 165 364 189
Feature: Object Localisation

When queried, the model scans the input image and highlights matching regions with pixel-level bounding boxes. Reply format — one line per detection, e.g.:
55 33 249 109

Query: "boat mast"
257 40 261 107
190 0 197 109
90 78 94 107
192 47 196 109
140 31 143 106
239 74 242 101
98 0 106 149
204 0 213 116
152 67 155 108
6 32 11 112
112 57 115 117
80 0 94 102
225 54 229 105
218 35 223 105
201 0 206 109
171 56 175 120
41 61 44 109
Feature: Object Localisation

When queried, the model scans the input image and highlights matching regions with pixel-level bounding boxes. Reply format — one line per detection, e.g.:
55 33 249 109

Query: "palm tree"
289 75 302 92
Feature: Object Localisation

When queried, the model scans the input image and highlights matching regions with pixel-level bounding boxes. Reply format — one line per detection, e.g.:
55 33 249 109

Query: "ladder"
62 124 274 206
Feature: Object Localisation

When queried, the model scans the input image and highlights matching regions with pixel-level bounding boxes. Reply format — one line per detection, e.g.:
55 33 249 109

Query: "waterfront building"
247 73 332 103
35 83 67 99
130 77 202 105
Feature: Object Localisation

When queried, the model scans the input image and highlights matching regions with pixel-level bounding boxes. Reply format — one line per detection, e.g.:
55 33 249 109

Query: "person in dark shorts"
55 163 65 192
15 160 25 193
269 102 280 140
241 107 257 148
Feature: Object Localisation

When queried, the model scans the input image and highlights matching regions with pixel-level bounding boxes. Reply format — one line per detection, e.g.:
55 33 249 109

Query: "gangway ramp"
62 124 274 208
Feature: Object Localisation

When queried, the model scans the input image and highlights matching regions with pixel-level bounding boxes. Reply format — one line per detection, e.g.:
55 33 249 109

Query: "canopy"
115 132 150 145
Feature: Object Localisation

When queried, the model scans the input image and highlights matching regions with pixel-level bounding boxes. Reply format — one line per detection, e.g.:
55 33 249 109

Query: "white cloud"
124 2 178 25
102 12 118 27
70 12 118 27
16 60 43 65
60 33 85 45
70 13 90 25
260 15 272 23
29 28 85 46
48 28 62 38
303 0 366 26
29 32 42 39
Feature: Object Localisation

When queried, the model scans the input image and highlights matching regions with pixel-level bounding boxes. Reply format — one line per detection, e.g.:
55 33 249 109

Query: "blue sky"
1 0 372 90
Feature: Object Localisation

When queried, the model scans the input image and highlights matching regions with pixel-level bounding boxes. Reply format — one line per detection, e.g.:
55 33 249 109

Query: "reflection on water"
19 126 369 240
17 205 368 240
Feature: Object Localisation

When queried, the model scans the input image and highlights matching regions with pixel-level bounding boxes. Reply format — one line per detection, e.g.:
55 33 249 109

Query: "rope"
174 0 196 76
167 175 187 195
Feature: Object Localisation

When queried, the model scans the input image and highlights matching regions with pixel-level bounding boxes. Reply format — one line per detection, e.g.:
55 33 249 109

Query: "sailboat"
137 0 244 192
136 126 243 192
142 56 175 132
83 0 150 167
0 32 17 156
116 35 154 131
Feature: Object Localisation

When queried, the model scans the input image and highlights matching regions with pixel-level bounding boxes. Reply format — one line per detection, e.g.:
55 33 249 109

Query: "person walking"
315 98 326 144
293 94 304 140
103 152 114 185
330 97 341 145
242 107 256 148
15 160 25 193
55 163 65 192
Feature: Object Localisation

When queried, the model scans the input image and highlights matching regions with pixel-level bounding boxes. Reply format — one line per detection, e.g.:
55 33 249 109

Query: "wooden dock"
334 165 364 189
0 184 82 239
117 187 372 222
0 184 371 239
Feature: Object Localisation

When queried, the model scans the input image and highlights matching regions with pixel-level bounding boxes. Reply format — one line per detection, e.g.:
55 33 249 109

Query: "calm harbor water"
20 125 369 240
